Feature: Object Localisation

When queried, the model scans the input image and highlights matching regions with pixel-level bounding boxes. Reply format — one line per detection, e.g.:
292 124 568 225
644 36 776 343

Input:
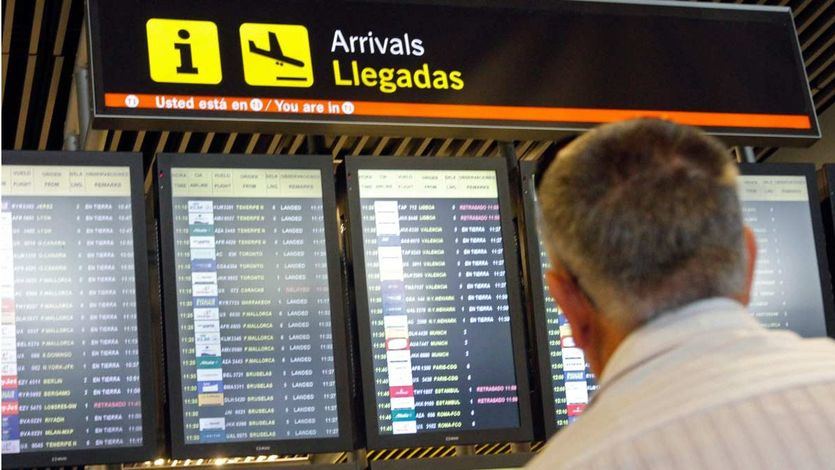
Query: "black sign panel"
1 152 158 468
343 156 532 449
155 154 355 458
88 0 818 144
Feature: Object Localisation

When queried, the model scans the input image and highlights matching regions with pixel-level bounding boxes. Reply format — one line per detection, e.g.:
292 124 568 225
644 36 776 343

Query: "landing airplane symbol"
248 31 305 69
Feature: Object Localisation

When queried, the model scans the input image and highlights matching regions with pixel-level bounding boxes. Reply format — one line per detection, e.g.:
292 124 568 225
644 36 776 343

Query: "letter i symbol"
147 18 222 84
174 29 199 74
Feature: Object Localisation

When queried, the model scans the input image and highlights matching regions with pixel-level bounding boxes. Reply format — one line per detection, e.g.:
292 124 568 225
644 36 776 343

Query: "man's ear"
739 225 758 305
544 262 596 351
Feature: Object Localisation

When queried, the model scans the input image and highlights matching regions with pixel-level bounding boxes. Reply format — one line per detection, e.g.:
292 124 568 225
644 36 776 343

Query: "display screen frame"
824 164 835 308
343 155 533 450
826 164 835 223
517 160 562 439
1 151 159 468
156 153 355 459
738 163 835 339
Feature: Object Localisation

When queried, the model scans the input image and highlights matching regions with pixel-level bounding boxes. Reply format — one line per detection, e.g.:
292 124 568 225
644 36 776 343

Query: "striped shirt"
527 298 835 469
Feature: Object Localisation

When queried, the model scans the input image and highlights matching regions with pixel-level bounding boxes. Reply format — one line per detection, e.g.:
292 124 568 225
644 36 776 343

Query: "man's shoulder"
528 334 835 469
531 378 835 469
605 331 835 428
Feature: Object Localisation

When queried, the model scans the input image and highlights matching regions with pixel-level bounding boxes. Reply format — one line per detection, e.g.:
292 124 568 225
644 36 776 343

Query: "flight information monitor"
517 162 598 438
344 156 532 449
739 164 834 338
1 152 157 468
156 154 354 458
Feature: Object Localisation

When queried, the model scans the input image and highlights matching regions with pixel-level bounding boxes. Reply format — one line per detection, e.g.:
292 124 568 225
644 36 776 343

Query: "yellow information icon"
239 23 314 87
146 18 222 84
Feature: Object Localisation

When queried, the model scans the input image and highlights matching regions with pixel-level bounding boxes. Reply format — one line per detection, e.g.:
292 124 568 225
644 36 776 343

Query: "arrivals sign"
87 0 819 144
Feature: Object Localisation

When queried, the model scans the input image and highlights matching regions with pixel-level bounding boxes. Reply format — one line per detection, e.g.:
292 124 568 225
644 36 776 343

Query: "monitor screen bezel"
156 153 355 458
821 164 835 337
738 162 835 339
826 164 835 221
517 160 563 439
1 151 159 468
343 155 534 450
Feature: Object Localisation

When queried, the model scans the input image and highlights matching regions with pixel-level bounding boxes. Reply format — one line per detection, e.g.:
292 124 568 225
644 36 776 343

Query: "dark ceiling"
2 0 834 169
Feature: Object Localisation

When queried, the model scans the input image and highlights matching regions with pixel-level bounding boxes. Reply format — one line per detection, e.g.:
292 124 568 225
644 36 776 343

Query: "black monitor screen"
522 162 832 438
739 171 830 337
518 164 598 437
529 196 599 428
164 164 342 449
353 165 526 440
1 159 154 466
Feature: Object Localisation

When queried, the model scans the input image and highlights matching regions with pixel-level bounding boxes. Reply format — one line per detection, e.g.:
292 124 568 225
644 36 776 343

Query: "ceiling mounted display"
88 0 818 145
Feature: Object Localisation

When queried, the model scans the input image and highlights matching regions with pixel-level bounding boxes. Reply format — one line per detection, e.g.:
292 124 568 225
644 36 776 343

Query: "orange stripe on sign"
356 101 812 129
104 93 812 130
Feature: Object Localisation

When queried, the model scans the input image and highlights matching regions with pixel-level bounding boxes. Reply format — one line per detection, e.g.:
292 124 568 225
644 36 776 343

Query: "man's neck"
593 297 750 381
587 315 630 378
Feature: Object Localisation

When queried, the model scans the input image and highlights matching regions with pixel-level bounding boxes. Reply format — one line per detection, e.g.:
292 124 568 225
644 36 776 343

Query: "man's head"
537 118 757 375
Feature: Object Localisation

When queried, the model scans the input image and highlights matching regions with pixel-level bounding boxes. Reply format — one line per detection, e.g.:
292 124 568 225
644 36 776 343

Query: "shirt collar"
598 297 760 386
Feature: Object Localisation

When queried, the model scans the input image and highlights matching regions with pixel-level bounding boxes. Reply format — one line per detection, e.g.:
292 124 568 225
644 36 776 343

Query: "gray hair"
537 118 745 329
